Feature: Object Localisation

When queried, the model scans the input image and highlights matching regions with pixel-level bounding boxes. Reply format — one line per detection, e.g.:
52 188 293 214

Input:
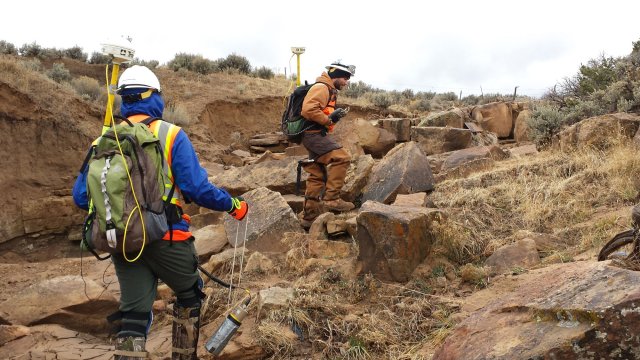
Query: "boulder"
326 218 348 235
363 127 397 158
210 155 306 196
434 261 640 360
362 142 434 204
379 118 413 142
244 251 275 273
418 108 466 128
332 118 373 159
555 112 640 150
411 126 473 155
309 240 354 259
470 102 515 138
203 247 243 279
308 212 335 241
440 145 508 173
342 154 375 202
508 143 538 157
0 275 118 334
220 153 244 167
484 238 541 274
257 286 294 318
392 192 429 207
224 187 303 253
356 201 442 282
193 224 228 261
514 109 532 143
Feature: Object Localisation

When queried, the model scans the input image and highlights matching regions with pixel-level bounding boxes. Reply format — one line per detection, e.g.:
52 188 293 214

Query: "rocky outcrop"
224 187 303 253
363 127 397 158
514 108 531 142
362 142 434 204
378 118 413 142
210 155 306 196
356 201 442 282
434 261 640 360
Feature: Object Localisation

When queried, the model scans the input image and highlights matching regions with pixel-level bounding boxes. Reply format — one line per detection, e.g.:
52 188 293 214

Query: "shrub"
252 66 274 79
191 56 213 74
19 42 42 57
342 80 377 98
168 52 196 72
20 58 42 72
89 52 111 64
366 91 393 109
47 62 71 83
0 40 17 55
461 94 480 106
409 98 432 112
527 104 565 148
64 46 87 61
216 53 251 74
39 47 63 60
401 88 414 99
436 92 458 102
71 76 103 100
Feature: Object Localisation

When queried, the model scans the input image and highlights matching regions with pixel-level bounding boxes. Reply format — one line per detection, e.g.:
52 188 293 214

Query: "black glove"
328 108 348 123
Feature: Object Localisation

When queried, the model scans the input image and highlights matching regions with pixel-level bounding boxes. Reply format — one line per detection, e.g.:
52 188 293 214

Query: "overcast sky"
3 0 639 97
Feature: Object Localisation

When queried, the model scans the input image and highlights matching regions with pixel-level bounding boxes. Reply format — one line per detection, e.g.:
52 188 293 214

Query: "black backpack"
281 82 329 144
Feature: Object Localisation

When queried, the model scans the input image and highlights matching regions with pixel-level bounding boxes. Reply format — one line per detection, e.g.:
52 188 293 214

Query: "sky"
2 0 639 98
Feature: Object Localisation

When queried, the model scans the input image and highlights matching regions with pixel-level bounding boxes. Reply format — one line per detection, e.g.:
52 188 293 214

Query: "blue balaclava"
120 88 164 118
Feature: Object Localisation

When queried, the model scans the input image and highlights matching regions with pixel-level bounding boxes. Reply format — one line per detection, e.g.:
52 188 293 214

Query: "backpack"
81 116 174 259
281 82 329 144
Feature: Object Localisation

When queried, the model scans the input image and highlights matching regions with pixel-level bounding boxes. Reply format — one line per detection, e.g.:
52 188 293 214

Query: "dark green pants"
112 239 201 336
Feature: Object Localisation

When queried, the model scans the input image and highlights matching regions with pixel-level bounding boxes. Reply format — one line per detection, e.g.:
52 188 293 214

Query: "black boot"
114 336 147 359
172 305 201 360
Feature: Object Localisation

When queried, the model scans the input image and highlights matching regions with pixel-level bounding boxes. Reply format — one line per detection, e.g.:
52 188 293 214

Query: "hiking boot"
298 212 316 229
323 198 355 212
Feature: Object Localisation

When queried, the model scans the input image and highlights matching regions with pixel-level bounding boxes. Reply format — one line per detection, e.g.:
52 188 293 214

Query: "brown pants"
304 148 351 201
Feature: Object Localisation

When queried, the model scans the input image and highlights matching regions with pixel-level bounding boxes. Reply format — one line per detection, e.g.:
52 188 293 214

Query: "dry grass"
431 137 640 261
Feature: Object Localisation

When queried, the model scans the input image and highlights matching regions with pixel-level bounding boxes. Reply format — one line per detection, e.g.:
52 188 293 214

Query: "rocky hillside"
2 54 640 359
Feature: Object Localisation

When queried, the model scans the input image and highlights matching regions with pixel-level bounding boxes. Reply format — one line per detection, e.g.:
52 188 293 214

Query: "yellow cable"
104 64 147 262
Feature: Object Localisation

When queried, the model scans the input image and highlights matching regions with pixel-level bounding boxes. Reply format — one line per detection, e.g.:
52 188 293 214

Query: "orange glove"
227 197 248 221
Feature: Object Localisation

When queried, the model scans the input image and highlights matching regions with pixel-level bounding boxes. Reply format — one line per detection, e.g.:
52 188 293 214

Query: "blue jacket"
72 92 233 234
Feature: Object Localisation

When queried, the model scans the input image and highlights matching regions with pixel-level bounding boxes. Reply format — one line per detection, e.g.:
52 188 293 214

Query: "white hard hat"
117 65 161 93
325 62 356 77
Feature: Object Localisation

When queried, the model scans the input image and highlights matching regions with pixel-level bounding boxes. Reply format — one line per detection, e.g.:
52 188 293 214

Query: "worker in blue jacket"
72 65 247 359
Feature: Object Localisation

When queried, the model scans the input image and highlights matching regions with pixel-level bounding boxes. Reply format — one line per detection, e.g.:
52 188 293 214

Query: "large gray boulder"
362 142 434 204
342 154 375 202
470 102 515 138
440 145 508 173
411 126 473 155
434 261 640 360
224 187 303 253
356 201 442 282
418 108 467 128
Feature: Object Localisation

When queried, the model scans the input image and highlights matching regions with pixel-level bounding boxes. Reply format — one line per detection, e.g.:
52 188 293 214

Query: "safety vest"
322 89 337 116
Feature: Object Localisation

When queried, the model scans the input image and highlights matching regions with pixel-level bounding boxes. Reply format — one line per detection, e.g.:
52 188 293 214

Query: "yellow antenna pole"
102 63 120 134
291 47 305 87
